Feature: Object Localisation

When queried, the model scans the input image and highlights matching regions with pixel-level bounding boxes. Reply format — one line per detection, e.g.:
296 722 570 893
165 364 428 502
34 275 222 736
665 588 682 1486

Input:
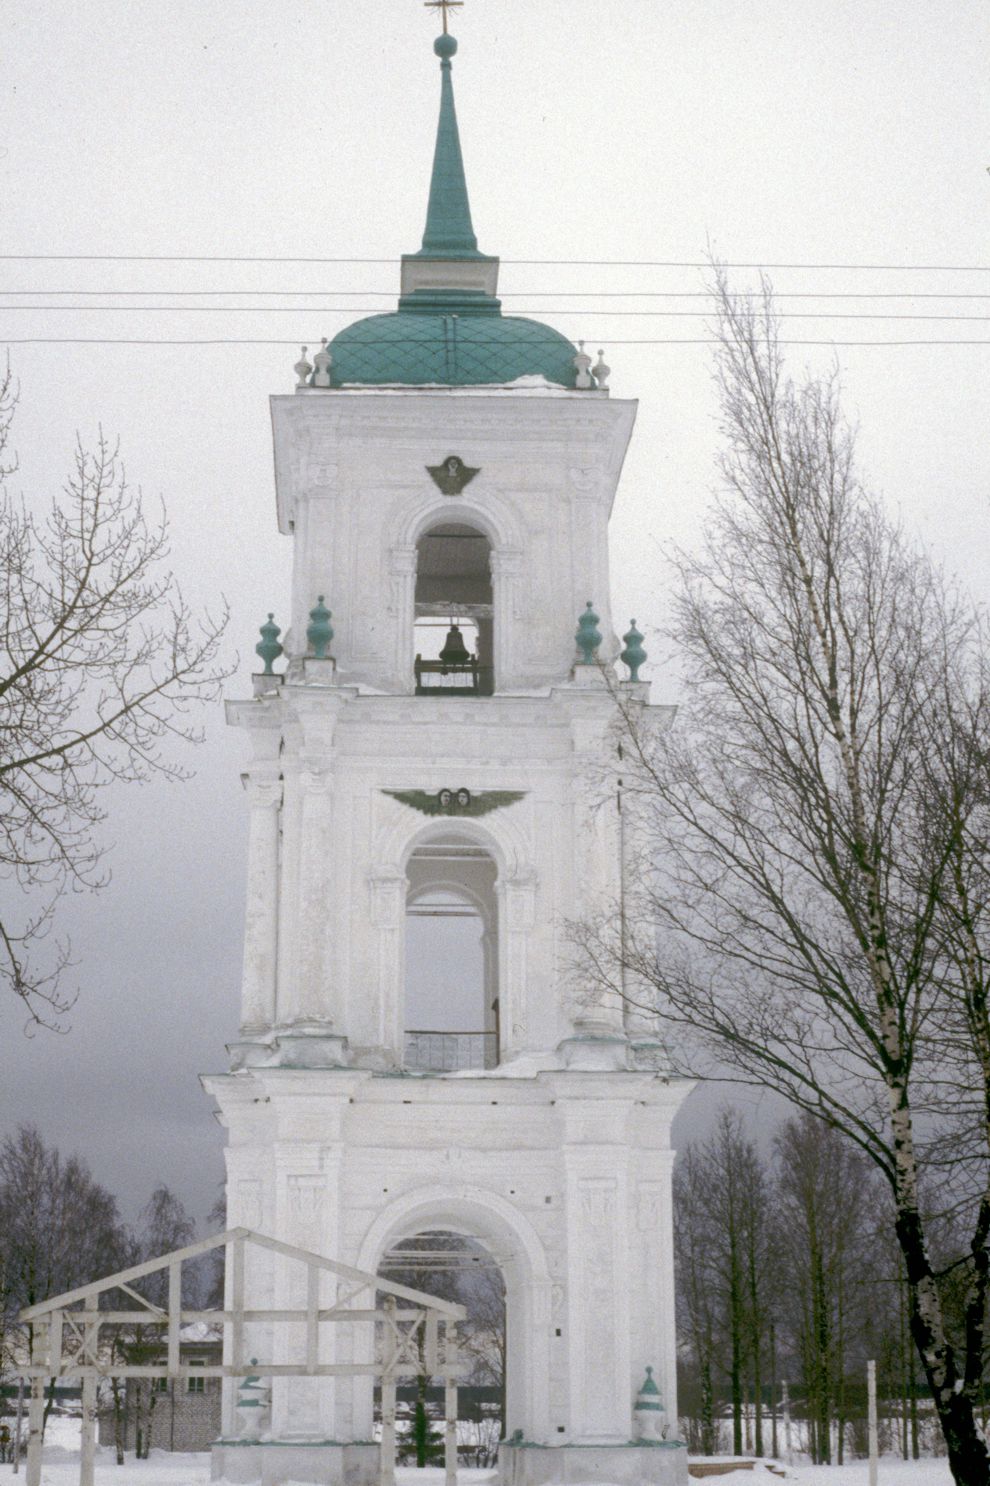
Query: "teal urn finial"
255 613 283 676
633 1365 665 1442
307 596 334 659
621 619 646 682
575 601 602 665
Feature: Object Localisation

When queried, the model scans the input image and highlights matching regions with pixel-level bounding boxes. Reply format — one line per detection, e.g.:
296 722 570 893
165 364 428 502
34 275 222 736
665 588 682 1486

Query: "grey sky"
0 0 986 1227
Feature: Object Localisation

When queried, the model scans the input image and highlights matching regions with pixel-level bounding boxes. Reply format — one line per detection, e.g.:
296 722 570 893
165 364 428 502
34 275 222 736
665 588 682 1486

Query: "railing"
414 656 494 696
404 1030 498 1072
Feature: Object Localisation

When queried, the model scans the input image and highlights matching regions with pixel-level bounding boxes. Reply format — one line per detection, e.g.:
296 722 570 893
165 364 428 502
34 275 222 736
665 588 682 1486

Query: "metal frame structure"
18 1227 465 1486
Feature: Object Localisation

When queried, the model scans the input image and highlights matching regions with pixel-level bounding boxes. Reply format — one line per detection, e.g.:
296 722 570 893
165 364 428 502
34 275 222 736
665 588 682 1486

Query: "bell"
439 623 471 669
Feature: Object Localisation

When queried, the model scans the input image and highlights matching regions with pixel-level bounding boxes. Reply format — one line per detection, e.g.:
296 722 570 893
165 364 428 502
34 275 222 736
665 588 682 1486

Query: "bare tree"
673 1127 730 1454
575 272 990 1485
773 1111 883 1463
673 1110 775 1457
111 1185 199 1460
0 1126 127 1436
0 368 229 1024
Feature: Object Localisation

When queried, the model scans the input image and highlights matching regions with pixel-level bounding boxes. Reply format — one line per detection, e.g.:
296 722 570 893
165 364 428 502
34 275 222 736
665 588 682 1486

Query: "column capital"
489 546 523 576
389 545 418 576
368 867 406 927
498 870 538 930
299 765 333 795
241 773 283 810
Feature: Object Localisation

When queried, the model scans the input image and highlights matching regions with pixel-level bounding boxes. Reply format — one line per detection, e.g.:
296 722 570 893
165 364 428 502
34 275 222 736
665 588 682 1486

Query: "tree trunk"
895 1206 990 1486
144 1389 156 1458
700 1356 715 1456
836 1277 845 1466
898 1276 909 1460
753 1334 763 1455
769 1322 778 1460
134 1381 144 1463
729 1229 743 1455
810 1241 831 1465
110 1376 125 1465
41 1377 56 1440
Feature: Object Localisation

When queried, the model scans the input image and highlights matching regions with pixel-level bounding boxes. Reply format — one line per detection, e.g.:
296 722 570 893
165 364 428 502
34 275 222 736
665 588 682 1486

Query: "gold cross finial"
425 0 463 35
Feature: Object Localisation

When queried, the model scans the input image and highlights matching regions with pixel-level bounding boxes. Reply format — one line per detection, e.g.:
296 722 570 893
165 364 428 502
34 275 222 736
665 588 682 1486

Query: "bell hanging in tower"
438 621 471 669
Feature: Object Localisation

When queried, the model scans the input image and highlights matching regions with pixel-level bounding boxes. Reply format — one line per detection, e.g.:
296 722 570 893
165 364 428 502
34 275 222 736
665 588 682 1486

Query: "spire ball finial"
434 32 458 58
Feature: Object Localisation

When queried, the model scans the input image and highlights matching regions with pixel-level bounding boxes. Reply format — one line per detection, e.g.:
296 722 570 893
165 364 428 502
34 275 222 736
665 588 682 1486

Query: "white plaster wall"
230 685 633 1063
270 390 637 693
203 1069 688 1449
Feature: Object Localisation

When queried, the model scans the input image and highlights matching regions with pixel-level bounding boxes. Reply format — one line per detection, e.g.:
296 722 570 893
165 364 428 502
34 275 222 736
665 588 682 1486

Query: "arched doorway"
413 522 494 695
404 834 499 1071
377 1230 506 1468
355 1188 553 1451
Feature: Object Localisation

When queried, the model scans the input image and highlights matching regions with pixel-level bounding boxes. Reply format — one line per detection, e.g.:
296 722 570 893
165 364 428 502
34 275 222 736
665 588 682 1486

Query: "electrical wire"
0 254 988 270
1 305 987 320
3 337 988 347
3 289 990 300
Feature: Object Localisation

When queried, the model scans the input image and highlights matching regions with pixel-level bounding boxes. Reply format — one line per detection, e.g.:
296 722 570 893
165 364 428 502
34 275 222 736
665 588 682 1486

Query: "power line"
4 289 990 300
3 337 989 348
2 305 988 321
0 254 988 271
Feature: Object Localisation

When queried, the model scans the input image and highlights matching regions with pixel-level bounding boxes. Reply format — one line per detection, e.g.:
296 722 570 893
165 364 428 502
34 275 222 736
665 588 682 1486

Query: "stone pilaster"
238 773 282 1035
389 545 418 693
368 867 407 1064
293 765 335 1025
489 546 522 686
555 1090 632 1443
498 869 537 1056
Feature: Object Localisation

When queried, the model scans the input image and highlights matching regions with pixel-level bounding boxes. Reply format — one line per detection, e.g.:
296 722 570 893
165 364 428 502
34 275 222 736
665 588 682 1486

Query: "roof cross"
424 0 463 35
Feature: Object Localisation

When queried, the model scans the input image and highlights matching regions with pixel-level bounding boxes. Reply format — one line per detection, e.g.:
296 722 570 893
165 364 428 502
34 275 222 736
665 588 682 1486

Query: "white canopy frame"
18 1226 465 1486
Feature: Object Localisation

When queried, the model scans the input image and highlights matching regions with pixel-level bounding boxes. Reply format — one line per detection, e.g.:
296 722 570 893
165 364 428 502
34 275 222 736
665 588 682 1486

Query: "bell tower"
205 22 691 1486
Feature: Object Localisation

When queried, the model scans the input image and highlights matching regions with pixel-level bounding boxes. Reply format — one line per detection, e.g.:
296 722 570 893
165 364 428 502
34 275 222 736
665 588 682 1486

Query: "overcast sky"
0 0 987 1230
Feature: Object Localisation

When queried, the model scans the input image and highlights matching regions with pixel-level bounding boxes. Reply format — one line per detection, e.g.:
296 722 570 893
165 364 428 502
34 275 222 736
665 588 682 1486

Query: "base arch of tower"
354 1183 553 1444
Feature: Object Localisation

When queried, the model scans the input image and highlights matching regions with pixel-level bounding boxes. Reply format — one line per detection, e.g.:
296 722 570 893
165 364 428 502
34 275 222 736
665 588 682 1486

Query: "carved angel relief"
426 454 480 496
384 788 525 817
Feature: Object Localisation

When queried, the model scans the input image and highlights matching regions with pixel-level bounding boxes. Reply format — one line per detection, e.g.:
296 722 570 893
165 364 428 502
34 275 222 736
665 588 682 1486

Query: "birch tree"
576 272 990 1485
0 369 229 1025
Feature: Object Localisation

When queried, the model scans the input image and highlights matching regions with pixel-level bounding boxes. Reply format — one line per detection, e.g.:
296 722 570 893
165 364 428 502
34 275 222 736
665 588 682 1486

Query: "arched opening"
404 835 499 1071
376 1230 506 1468
414 522 494 695
355 1188 552 1449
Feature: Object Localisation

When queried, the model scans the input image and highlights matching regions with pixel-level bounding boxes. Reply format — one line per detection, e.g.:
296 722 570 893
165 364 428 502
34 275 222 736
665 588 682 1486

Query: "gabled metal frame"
19 1227 465 1486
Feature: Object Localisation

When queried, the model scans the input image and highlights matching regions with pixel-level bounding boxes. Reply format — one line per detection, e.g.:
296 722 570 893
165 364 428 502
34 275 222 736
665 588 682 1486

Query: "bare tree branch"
572 270 990 1485
0 368 232 1026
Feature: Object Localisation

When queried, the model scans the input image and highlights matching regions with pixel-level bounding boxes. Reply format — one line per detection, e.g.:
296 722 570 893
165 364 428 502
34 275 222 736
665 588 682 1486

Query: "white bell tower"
205 22 691 1486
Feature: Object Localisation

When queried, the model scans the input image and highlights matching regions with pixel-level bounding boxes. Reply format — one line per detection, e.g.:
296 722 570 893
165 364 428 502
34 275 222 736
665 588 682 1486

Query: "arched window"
414 523 493 695
404 836 498 1070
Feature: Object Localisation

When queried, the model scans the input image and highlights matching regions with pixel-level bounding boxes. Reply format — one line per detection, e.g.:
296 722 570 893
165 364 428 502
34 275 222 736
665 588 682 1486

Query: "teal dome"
316 35 586 392
329 307 579 388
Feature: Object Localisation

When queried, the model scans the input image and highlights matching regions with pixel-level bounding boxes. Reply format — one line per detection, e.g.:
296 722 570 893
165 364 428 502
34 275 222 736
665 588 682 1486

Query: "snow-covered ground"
0 1420 957 1485
741 1462 952 1484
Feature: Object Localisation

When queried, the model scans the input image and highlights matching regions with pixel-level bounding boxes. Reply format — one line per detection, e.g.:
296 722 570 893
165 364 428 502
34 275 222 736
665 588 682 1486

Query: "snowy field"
0 1420 956 1485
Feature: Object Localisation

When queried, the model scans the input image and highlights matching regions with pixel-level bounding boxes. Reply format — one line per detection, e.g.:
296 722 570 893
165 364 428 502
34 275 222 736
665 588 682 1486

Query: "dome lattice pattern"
329 313 579 388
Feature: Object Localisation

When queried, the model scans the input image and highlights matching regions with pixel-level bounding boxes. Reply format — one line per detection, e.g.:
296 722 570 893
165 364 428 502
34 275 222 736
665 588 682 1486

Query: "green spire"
418 34 483 259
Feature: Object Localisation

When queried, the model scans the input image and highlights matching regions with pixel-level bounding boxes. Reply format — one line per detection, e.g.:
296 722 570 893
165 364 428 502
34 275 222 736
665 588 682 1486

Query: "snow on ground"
0 1422 957 1486
738 1461 953 1485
